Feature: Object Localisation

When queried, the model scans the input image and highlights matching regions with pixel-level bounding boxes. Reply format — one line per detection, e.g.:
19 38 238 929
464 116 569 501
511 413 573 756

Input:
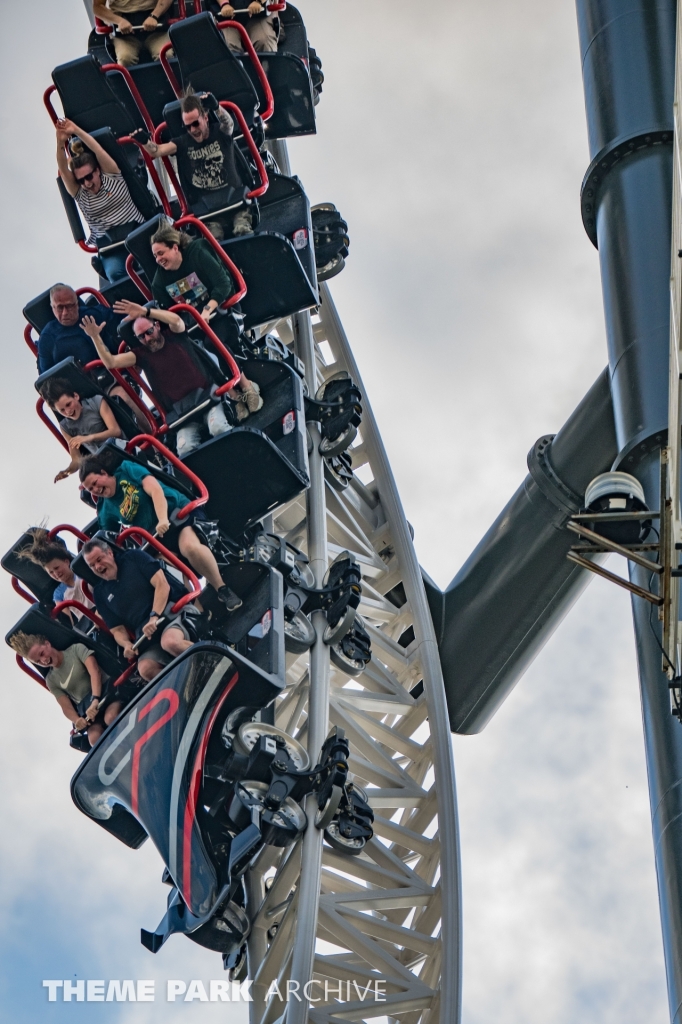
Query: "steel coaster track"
242 277 462 1021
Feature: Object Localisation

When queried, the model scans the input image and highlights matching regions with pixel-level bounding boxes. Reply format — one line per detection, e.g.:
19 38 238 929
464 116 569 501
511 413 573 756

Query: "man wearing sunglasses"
56 117 146 281
80 302 241 456
140 90 251 238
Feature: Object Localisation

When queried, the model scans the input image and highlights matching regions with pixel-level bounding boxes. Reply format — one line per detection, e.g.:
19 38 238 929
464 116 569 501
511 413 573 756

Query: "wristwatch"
149 610 160 618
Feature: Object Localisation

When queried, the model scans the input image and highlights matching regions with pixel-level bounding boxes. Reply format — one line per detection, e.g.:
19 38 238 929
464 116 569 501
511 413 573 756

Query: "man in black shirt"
141 91 252 239
83 538 195 682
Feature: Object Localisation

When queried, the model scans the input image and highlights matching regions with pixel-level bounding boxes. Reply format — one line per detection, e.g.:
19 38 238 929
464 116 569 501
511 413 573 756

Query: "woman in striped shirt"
56 117 146 282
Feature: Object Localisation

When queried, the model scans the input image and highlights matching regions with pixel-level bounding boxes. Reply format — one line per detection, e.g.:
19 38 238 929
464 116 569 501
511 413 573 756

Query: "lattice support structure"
241 283 462 1024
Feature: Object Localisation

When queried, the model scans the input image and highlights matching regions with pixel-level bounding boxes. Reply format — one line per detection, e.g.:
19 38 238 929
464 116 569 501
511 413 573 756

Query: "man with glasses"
37 284 121 373
80 301 237 455
55 117 146 281
139 90 251 239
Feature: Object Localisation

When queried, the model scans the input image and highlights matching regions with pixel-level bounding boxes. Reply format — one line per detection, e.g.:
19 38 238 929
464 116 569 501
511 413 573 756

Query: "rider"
78 450 242 612
82 537 194 682
18 528 95 622
213 2 279 54
38 376 124 481
9 631 120 746
91 0 173 66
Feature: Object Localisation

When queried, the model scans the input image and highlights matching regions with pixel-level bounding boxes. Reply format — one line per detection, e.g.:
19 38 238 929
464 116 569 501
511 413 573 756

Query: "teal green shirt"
97 460 189 533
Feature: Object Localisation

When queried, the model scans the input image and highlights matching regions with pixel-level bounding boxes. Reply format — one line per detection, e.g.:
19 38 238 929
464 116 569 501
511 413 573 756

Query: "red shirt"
134 331 210 410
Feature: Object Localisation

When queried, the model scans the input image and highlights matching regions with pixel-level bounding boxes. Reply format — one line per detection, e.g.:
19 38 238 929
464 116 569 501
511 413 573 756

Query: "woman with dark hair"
55 117 146 281
19 528 94 621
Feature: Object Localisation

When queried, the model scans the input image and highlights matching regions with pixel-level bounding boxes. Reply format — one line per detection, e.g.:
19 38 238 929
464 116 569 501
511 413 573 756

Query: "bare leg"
178 526 225 590
104 702 123 726
138 657 164 682
160 625 193 658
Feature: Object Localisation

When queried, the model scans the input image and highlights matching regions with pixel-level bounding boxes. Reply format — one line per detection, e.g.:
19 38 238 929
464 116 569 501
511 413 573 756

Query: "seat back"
52 55 144 137
168 13 259 123
6 604 126 680
2 532 62 607
125 214 167 285
277 3 308 60
242 51 315 139
34 357 139 442
107 59 180 130
183 360 309 537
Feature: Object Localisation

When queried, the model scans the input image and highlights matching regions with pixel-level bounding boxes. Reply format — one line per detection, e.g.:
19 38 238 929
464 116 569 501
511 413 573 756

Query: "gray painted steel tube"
576 3 682 1021
429 368 617 734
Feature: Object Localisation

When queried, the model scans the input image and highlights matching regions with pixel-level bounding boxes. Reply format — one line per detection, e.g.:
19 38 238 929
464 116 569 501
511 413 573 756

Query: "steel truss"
241 287 461 1024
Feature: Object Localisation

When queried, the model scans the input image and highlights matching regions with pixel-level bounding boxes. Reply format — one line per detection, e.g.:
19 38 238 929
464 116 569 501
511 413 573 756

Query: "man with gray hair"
83 538 194 682
37 284 121 373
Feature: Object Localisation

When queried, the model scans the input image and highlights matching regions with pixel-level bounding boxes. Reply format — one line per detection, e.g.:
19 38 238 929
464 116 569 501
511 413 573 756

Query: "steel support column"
575 2 682 1019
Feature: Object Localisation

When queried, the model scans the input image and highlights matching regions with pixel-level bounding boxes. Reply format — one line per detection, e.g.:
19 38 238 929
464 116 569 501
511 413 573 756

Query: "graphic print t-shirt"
96 460 189 533
174 122 241 202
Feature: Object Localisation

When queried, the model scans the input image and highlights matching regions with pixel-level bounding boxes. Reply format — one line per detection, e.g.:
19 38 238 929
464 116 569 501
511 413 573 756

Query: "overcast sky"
0 1 670 1022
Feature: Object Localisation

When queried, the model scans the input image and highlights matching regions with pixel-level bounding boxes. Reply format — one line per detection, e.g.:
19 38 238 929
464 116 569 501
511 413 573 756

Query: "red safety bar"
125 434 209 519
174 215 247 305
118 135 174 218
25 322 38 357
79 239 98 254
111 661 138 689
11 577 35 605
220 100 268 198
51 601 109 632
100 63 156 132
125 252 153 301
76 286 108 304
82 358 159 434
16 655 48 689
159 25 273 120
168 301 241 394
47 524 89 545
36 397 69 452
116 527 201 610
43 84 60 124
216 23 274 121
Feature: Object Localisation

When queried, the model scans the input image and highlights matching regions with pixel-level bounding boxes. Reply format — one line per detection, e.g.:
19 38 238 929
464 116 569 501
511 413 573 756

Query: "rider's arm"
53 691 80 724
149 569 171 616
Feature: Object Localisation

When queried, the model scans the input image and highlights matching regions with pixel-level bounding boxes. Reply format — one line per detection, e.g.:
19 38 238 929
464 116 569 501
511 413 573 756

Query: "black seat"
124 213 167 286
35 357 139 442
183 360 309 538
51 55 145 137
2 532 63 608
6 604 127 681
108 59 180 129
167 13 260 124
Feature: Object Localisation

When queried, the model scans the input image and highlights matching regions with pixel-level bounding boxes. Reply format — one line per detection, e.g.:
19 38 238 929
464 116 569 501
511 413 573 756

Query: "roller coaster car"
23 282 141 341
74 437 196 516
35 357 141 442
182 359 310 538
69 639 286 955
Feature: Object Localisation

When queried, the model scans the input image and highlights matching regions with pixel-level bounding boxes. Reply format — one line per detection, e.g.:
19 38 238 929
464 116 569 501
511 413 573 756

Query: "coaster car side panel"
70 642 284 915
245 52 316 139
222 232 317 328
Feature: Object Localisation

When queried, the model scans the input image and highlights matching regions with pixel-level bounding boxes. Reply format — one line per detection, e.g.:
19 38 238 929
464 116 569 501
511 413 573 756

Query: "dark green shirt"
151 238 234 311
96 460 189 533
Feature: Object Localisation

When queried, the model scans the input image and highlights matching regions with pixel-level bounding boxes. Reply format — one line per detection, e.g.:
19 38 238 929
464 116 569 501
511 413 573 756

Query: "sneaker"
234 395 250 422
244 381 264 414
218 586 243 612
232 209 252 236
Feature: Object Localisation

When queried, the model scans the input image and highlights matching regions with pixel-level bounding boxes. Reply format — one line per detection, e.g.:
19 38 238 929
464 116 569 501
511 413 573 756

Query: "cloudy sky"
0 1 670 1022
